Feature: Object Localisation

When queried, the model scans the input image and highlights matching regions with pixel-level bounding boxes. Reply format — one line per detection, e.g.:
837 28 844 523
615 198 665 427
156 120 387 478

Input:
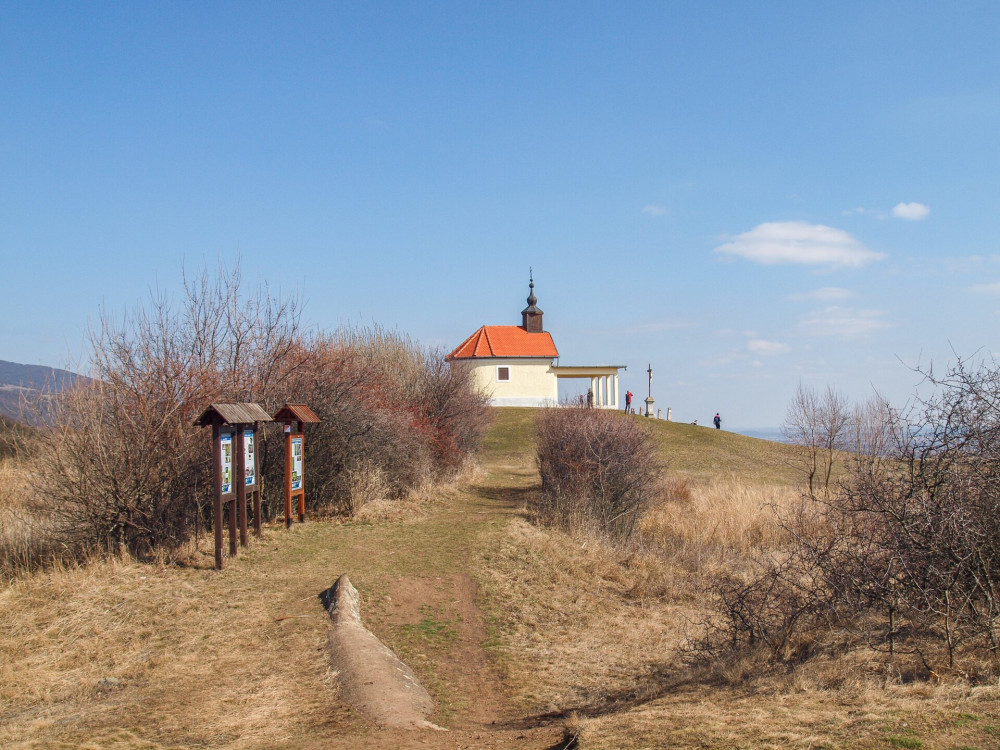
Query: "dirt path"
295 463 566 749
0 420 568 749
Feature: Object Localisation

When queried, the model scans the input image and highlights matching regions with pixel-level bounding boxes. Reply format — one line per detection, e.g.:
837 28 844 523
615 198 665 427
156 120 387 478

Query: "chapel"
446 277 624 408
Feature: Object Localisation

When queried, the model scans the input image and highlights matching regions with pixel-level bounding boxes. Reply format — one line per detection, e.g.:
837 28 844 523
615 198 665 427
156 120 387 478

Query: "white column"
613 374 619 409
591 377 596 405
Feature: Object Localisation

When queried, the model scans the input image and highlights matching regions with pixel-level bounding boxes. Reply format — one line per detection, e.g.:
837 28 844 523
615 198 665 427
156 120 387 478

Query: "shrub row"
18 265 490 563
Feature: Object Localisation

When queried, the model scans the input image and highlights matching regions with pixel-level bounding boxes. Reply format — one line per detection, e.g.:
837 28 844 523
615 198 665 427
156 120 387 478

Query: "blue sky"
3 2 1000 429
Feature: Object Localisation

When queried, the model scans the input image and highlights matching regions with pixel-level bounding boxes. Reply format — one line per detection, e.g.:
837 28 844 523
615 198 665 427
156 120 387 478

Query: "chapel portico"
551 365 626 409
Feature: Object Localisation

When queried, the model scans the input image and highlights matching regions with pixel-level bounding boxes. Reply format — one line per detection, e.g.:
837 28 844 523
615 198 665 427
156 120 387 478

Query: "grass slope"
487 407 808 484
1 407 997 750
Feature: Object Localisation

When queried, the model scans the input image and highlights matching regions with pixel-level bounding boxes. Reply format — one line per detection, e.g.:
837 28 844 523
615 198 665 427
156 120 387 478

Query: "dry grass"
633 476 818 586
5 408 1000 749
476 409 1000 748
477 516 692 715
478 490 1000 749
352 459 484 524
0 534 357 749
576 680 1000 749
641 476 804 553
0 456 62 581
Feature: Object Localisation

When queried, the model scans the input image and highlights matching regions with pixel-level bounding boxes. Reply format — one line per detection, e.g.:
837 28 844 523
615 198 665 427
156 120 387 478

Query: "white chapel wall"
468 359 557 407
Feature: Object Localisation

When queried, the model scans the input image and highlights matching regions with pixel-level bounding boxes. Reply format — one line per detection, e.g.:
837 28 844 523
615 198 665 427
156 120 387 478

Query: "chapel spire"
520 270 544 333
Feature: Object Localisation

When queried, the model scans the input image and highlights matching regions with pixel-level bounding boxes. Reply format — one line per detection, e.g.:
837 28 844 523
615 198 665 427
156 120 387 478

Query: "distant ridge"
0 359 88 422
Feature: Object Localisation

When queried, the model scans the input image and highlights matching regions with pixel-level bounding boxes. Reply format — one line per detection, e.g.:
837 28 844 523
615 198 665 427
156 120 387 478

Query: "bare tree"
782 384 851 499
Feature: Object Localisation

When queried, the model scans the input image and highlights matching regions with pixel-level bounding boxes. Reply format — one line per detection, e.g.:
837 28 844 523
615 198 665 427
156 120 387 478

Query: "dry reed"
638 476 805 556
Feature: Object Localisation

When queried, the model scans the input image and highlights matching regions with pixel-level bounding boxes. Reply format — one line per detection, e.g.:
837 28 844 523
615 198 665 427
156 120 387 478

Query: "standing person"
586 389 593 408
714 413 721 430
624 390 633 413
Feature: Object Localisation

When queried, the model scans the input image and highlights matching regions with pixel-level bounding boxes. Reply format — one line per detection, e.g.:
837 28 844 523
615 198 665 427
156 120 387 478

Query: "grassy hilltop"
485 407 803 480
1 407 998 749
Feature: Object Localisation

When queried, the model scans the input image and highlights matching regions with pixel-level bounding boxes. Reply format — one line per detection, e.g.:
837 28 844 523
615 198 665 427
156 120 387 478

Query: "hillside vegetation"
1 408 998 749
0 267 490 576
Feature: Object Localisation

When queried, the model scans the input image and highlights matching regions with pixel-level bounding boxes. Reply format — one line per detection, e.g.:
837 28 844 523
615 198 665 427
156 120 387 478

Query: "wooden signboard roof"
194 403 274 427
272 403 321 423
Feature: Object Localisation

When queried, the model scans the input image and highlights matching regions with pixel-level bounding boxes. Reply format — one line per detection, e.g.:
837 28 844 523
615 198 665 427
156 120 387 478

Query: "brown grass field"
1 409 999 749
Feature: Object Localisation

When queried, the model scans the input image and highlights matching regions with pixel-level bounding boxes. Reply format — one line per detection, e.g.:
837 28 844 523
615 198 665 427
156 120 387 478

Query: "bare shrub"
0 415 34 460
31 264 304 559
16 263 490 567
343 460 390 516
698 358 1000 680
416 356 493 471
260 327 490 517
535 406 659 544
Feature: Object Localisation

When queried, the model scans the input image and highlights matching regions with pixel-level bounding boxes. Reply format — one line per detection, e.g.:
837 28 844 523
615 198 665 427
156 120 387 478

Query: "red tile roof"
446 326 558 360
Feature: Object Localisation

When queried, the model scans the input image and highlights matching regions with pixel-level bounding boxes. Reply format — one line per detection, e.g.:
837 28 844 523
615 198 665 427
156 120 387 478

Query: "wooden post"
212 422 224 570
228 494 238 557
195 403 272 569
284 425 293 528
252 423 262 537
272 404 320 531
297 421 306 523
236 427 248 548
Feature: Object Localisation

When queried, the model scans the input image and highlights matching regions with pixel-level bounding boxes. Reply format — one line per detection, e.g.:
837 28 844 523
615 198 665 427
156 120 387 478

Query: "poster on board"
291 436 303 491
221 432 233 494
244 429 255 486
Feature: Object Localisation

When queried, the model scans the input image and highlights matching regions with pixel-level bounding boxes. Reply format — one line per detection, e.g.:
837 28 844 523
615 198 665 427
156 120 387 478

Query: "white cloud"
798 306 892 339
970 281 1000 294
747 338 791 355
843 206 886 218
787 287 855 302
892 202 930 220
642 204 667 216
714 221 885 268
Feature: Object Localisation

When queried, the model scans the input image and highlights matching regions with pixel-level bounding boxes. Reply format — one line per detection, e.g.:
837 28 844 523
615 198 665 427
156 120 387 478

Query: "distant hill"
0 360 88 422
